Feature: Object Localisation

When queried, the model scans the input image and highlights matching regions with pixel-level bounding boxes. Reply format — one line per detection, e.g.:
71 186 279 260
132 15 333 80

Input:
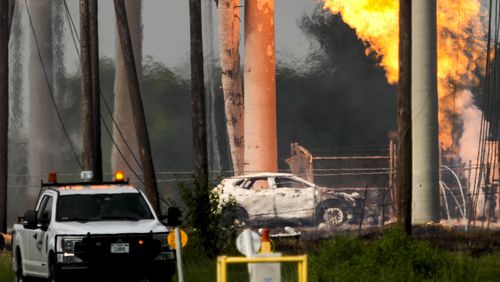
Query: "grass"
3 228 500 282
0 251 14 282
175 227 500 282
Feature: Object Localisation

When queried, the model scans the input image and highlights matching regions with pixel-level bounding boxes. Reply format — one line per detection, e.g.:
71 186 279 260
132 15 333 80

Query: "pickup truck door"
25 195 53 275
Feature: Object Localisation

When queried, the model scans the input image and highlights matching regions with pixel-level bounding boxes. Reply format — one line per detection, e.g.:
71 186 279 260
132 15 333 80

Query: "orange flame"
323 0 488 153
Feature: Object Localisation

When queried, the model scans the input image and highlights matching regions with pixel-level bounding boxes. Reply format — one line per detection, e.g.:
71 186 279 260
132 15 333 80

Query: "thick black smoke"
276 8 397 165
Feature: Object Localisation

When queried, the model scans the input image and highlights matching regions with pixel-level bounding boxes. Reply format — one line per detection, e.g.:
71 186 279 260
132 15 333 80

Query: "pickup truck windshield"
56 193 154 222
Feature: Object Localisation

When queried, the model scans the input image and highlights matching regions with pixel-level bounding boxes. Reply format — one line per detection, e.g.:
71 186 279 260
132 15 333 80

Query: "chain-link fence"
6 141 500 238
210 142 500 239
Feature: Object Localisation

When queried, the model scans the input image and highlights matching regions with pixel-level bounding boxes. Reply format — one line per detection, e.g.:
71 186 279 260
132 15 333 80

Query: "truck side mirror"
38 211 50 232
167 207 182 226
22 210 37 230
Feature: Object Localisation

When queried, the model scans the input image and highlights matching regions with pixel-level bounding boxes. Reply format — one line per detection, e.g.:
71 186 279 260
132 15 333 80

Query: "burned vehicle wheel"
323 207 344 225
316 201 347 226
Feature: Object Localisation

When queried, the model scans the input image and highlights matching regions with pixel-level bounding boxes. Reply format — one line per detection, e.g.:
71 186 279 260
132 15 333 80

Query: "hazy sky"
63 0 322 71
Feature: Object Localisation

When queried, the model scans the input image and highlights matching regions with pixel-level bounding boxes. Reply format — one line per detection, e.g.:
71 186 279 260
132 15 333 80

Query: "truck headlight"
56 236 84 263
153 233 175 261
58 236 83 253
153 233 170 249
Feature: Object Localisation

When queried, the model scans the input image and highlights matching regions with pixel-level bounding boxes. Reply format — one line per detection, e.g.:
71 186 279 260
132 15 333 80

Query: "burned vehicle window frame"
241 177 270 190
56 193 154 222
273 176 312 189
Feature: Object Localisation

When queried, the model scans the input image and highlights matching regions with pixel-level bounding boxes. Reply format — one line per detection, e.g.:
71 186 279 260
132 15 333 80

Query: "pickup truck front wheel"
47 253 60 282
15 249 28 282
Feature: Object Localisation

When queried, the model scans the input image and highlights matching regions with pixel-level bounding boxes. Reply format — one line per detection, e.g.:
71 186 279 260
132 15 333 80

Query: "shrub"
180 181 238 257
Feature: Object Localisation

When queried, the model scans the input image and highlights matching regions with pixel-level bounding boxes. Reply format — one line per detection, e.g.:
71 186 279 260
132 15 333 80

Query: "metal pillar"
243 0 277 174
411 0 440 223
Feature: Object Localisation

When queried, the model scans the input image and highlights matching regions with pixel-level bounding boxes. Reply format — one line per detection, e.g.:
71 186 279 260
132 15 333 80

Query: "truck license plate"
110 243 129 254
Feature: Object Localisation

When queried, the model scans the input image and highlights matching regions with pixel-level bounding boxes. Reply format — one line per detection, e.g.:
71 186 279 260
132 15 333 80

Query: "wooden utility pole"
80 0 94 174
0 0 9 233
113 0 161 214
111 1 142 185
89 0 102 182
397 0 412 235
189 0 209 191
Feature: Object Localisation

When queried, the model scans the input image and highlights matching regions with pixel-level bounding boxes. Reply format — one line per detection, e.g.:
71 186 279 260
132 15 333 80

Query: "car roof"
49 184 140 195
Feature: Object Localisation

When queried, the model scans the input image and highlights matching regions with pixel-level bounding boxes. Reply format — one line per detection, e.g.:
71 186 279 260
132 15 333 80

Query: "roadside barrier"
216 255 308 282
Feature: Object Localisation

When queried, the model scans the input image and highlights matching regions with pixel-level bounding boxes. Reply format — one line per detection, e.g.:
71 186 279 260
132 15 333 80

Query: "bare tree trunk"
112 0 142 184
218 0 244 175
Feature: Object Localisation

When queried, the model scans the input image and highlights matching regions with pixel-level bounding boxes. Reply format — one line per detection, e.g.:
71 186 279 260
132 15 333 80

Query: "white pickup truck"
11 172 179 282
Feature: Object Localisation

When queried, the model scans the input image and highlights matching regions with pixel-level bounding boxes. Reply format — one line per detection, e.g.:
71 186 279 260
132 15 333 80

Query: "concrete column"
411 0 440 223
243 0 277 174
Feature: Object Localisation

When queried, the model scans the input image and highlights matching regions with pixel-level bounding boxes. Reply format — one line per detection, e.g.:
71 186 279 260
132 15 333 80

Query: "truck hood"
52 219 169 235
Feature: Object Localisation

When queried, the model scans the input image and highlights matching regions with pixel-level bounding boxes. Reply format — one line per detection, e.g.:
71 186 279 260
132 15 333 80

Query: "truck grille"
74 233 162 263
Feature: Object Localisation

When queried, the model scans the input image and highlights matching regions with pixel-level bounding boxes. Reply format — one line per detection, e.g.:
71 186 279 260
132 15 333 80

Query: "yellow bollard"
302 255 308 282
216 255 307 282
298 260 303 281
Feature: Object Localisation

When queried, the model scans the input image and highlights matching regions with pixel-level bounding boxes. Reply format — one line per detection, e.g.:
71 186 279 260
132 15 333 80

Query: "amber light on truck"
114 170 125 182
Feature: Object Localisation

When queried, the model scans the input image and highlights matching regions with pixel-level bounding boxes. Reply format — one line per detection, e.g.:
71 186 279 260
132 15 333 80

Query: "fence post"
358 185 369 236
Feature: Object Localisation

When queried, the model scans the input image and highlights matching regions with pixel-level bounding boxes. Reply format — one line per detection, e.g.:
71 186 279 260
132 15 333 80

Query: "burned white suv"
213 173 361 226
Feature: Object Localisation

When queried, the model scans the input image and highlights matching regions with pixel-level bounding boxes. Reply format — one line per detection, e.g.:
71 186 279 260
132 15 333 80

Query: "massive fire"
323 0 488 160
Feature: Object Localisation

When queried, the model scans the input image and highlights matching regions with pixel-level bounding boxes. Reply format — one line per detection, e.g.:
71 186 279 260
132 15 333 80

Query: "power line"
101 110 144 183
62 0 144 172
